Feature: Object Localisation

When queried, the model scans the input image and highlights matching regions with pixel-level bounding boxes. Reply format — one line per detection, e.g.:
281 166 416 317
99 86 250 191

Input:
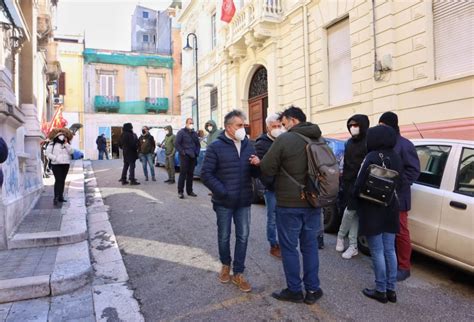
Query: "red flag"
221 0 236 23
47 107 68 135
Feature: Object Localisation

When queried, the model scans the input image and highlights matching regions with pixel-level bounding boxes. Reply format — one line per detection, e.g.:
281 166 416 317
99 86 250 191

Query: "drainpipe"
302 2 312 120
372 0 381 80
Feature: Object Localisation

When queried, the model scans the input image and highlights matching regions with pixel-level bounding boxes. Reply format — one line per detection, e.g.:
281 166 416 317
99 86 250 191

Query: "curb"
0 241 92 303
8 160 88 249
83 161 144 322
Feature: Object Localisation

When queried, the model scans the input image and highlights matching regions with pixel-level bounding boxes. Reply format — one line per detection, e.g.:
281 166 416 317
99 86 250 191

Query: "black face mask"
142 130 147 134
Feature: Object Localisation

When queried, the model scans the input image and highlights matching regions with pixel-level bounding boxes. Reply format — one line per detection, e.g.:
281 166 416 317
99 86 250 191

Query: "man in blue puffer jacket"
201 110 260 293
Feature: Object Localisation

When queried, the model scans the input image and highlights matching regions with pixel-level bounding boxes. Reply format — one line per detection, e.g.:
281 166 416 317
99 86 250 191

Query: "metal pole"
192 34 199 130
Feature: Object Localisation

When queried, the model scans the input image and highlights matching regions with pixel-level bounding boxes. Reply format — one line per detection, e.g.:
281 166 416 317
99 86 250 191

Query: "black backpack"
282 133 340 208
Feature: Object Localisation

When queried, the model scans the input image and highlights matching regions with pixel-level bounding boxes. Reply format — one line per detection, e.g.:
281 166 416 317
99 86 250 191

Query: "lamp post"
183 33 199 129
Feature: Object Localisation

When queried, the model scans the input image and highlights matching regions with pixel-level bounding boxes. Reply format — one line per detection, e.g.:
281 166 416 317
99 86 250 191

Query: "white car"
410 139 473 273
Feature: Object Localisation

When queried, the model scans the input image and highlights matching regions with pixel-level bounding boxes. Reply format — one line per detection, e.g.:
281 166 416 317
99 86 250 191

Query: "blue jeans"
276 207 321 293
366 233 397 292
139 153 155 179
263 190 278 246
98 150 108 160
214 205 251 274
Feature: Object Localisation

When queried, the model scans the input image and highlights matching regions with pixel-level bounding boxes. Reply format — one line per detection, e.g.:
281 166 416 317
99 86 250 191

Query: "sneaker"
336 238 344 252
304 289 323 305
271 288 304 303
397 269 410 282
342 245 358 259
232 274 251 292
218 265 231 283
270 244 282 259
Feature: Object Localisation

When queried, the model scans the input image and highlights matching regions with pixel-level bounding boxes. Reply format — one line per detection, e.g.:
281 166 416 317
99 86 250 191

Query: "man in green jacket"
161 125 176 184
204 120 221 145
250 106 323 305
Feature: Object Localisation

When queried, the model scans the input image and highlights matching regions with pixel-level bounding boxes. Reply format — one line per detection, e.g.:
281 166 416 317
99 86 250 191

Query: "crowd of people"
108 106 420 305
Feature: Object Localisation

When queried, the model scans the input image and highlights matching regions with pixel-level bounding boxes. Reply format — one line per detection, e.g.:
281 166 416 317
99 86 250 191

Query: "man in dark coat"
255 113 284 258
379 112 420 281
354 125 402 303
336 114 370 259
96 133 108 160
175 118 200 199
201 110 259 293
119 123 140 185
138 126 156 181
250 106 324 305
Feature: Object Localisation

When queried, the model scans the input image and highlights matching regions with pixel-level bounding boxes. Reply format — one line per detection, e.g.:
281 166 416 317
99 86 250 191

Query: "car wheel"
358 236 371 256
323 205 342 233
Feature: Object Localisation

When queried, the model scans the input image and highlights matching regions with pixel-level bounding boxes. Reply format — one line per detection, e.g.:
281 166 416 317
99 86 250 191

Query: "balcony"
37 0 54 38
145 97 169 113
224 0 283 59
94 96 120 113
46 41 61 82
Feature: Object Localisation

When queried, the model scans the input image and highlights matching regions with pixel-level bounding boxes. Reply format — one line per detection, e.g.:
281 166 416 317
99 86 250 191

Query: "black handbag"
358 153 399 207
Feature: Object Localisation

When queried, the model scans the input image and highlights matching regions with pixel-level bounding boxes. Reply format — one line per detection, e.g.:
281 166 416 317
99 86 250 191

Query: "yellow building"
178 0 473 140
82 49 182 159
56 35 85 151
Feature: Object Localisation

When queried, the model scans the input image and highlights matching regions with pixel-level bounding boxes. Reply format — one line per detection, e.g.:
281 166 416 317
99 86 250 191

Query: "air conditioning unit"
53 96 64 105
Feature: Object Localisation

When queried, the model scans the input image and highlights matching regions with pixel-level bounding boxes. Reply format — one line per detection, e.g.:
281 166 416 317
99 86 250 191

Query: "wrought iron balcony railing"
145 97 169 113
94 96 120 113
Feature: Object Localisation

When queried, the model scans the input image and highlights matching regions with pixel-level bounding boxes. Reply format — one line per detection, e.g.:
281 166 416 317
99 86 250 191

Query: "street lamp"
183 33 199 129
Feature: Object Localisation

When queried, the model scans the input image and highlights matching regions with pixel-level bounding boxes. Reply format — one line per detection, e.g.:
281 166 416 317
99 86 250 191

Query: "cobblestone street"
93 159 474 321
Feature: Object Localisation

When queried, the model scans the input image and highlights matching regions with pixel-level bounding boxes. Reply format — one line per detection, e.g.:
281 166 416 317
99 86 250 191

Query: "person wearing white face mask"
255 113 285 259
201 110 260 293
46 129 74 205
175 118 201 198
335 114 370 260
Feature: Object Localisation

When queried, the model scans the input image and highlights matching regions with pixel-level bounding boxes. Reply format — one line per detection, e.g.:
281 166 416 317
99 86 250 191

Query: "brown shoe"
232 274 252 292
218 265 231 283
270 244 282 259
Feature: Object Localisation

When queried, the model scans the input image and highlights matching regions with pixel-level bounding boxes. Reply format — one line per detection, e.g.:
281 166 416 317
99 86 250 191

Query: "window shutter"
433 1 474 79
100 75 107 96
327 18 352 106
107 76 114 96
58 72 66 95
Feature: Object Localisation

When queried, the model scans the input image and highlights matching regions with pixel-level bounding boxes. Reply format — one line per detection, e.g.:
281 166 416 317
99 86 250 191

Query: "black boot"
58 196 67 202
386 290 397 303
53 197 59 206
362 288 388 303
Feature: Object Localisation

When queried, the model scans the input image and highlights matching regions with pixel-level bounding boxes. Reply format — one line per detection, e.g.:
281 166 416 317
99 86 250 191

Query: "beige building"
0 0 60 249
177 0 473 140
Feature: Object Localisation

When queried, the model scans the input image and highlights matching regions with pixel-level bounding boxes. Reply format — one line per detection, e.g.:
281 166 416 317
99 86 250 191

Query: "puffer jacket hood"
123 123 133 132
288 122 322 139
347 114 369 139
164 125 173 135
205 120 217 133
366 125 397 152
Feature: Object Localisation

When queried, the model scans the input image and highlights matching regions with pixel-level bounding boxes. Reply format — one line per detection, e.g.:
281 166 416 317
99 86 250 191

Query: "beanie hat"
379 112 399 133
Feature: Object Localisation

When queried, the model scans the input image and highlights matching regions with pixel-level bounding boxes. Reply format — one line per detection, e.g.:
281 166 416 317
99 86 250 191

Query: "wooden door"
249 99 263 139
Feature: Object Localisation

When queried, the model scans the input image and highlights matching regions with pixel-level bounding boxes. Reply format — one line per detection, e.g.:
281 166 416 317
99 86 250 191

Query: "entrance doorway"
111 126 122 159
248 66 268 139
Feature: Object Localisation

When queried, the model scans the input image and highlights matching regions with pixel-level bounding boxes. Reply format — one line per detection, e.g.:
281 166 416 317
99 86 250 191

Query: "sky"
56 0 172 51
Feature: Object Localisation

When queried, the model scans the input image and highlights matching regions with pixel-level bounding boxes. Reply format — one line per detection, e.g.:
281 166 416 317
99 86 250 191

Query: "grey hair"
265 113 280 127
224 109 246 126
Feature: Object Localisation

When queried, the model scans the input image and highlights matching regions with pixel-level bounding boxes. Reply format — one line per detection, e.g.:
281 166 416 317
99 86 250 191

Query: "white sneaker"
342 245 358 259
336 238 344 252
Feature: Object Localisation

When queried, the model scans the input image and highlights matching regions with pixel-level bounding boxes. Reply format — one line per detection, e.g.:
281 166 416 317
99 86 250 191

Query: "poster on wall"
98 126 111 159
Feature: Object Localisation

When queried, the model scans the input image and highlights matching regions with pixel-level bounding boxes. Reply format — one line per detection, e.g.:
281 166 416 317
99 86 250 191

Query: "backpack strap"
281 167 305 191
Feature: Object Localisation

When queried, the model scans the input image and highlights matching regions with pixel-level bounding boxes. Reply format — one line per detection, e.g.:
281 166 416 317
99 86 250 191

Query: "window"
415 145 451 188
210 88 218 121
149 76 164 98
433 1 474 79
99 75 115 96
192 99 197 126
327 17 352 106
455 148 474 197
211 13 217 49
143 34 149 43
142 11 149 19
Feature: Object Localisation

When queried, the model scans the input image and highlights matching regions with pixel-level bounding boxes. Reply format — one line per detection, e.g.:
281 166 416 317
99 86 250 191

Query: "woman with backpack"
354 125 402 304
46 128 74 205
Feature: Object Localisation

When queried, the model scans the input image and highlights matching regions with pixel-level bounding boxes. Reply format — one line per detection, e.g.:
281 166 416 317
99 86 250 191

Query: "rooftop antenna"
412 122 424 139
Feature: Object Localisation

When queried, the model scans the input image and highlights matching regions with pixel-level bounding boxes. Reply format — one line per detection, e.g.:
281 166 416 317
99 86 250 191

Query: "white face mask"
58 135 65 141
207 126 213 132
270 128 284 138
186 124 194 130
234 128 246 141
165 130 169 135
350 126 360 136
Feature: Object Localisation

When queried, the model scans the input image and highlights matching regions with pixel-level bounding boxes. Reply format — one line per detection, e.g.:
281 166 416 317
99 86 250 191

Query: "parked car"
358 139 473 273
155 147 206 178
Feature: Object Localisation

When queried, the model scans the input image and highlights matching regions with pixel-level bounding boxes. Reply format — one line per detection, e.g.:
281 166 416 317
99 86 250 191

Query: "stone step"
0 240 92 304
7 160 87 249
